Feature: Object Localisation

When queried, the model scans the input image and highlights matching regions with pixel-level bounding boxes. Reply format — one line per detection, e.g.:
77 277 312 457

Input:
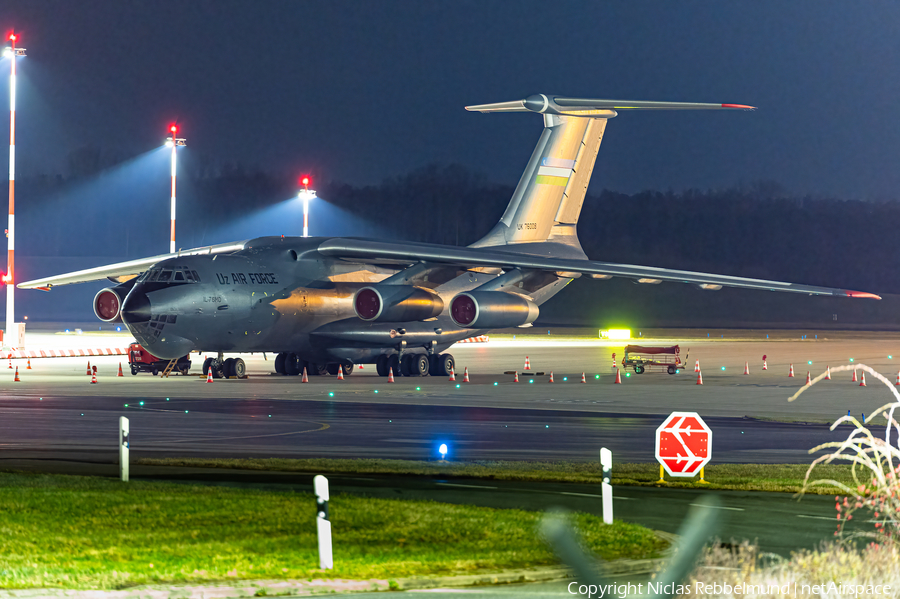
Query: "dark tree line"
13 163 900 296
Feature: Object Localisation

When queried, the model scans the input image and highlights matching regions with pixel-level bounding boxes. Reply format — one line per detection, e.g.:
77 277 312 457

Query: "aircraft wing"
317 238 881 299
17 241 249 290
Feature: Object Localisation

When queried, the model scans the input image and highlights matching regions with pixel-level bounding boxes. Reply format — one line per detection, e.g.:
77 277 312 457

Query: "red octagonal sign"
655 411 712 477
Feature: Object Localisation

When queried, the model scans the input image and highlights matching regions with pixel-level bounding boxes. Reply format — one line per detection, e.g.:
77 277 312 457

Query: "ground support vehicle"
621 345 685 375
128 342 191 376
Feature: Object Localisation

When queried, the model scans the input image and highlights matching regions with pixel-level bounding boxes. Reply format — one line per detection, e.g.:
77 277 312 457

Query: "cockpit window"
138 266 200 284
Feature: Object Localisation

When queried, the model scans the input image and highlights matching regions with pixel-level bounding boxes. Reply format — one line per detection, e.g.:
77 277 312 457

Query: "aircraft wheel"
274 353 286 375
341 363 353 376
376 355 388 376
224 358 236 378
388 355 401 377
437 353 454 377
314 363 330 376
284 353 301 376
410 354 430 377
326 363 340 376
180 365 190 375
233 358 246 378
400 354 414 376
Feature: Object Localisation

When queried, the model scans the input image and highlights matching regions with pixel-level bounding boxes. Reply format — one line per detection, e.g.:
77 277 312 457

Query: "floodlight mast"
298 176 316 238
165 125 186 253
4 34 24 348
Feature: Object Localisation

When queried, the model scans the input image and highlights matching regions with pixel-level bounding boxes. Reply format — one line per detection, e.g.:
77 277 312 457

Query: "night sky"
4 0 900 198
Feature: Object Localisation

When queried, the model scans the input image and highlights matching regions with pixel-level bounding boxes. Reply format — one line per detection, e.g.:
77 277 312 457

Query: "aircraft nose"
121 288 151 324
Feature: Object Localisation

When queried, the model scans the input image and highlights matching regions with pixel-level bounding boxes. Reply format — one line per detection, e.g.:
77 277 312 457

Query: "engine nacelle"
449 291 539 329
353 286 444 322
93 281 136 323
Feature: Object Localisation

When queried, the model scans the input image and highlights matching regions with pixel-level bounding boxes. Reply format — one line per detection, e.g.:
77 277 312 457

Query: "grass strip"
0 471 665 590
137 457 854 495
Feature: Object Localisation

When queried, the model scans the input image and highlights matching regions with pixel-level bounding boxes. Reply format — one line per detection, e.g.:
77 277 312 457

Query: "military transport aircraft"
18 94 880 379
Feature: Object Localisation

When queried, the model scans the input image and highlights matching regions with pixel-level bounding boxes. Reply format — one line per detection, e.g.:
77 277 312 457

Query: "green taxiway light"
595 374 599 379
166 398 170 401
808 361 812 365
185 410 189 413
329 392 334 397
456 384 460 388
626 373 631 377
139 401 144 406
416 387 421 391
545 425 549 428
124 404 128 407
850 358 855 362
563 377 568 381
374 390 379 393
493 382 498 386
529 379 533 384
268 415 271 417
721 366 725 371
81 413 84 416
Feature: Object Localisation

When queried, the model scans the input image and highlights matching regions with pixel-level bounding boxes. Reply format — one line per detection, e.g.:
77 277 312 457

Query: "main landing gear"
273 352 352 377
202 353 247 379
375 353 454 377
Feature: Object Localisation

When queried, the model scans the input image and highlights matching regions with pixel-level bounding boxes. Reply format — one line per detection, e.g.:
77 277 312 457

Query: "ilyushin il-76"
19 95 880 379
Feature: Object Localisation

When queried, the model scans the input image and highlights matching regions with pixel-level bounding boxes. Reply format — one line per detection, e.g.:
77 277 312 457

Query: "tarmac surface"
2 328 899 464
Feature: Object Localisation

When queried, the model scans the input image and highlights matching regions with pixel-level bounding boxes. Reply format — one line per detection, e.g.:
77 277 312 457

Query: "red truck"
127 342 191 376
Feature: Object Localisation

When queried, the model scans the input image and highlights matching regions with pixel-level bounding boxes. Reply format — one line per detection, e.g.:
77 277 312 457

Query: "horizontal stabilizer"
466 94 755 117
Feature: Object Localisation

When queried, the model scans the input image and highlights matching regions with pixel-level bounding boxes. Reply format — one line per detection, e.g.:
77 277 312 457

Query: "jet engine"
92 281 137 323
449 291 539 329
353 286 444 322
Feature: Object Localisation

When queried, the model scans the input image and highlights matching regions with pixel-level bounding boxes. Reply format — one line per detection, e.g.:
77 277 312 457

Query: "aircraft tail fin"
467 95 754 251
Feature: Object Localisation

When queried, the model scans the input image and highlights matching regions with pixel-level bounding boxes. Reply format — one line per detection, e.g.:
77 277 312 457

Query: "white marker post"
119 416 129 482
314 475 333 569
600 447 612 525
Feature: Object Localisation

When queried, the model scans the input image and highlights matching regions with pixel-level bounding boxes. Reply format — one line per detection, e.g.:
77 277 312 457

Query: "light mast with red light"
165 124 186 253
4 33 25 348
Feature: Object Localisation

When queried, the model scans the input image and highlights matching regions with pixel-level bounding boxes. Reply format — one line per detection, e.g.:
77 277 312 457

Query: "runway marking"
435 483 498 490
165 421 330 443
559 492 634 500
691 503 744 511
796 515 835 521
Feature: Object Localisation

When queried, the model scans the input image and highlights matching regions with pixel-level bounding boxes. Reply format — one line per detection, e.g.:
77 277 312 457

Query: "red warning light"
301 176 311 187
9 34 16 42
170 125 178 133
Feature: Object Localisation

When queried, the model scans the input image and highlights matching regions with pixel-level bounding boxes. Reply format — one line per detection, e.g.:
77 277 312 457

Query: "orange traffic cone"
860 372 867 387
206 369 213 383
387 368 395 383
826 366 832 380
90 372 98 384
581 372 586 383
26 359 31 370
524 356 531 370
301 367 309 383
805 371 811 385
852 368 858 383
13 366 19 382
449 367 456 382
513 371 519 383
743 362 749 375
358 364 364 369
463 367 470 383
895 371 900 386
696 370 703 385
86 361 91 375
762 359 768 370
549 371 554 383
337 367 344 381
614 368 622 384
117 362 124 377
694 360 700 373
788 364 795 377
6 356 10 369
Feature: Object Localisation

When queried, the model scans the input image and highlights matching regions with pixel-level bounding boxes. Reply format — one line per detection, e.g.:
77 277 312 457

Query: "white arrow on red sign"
655 411 712 477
